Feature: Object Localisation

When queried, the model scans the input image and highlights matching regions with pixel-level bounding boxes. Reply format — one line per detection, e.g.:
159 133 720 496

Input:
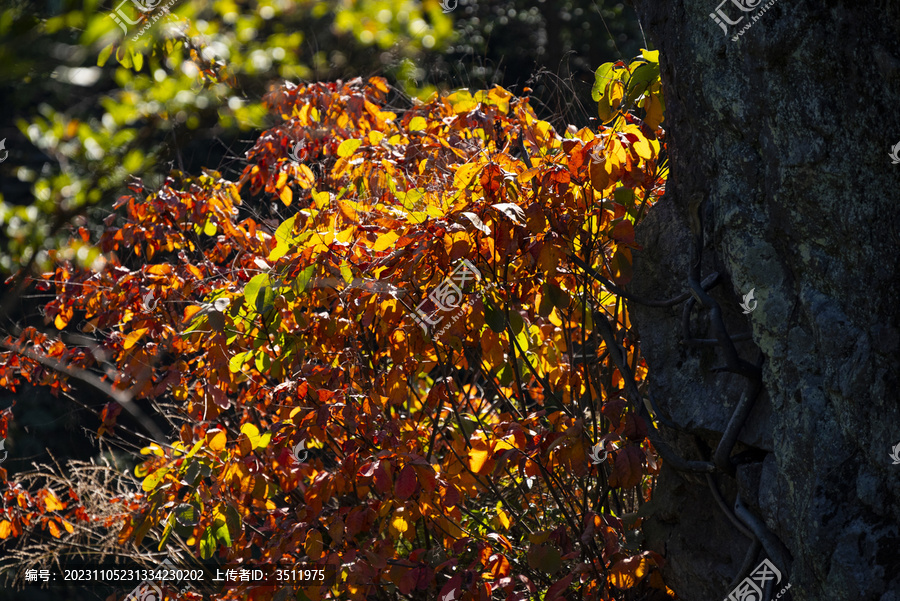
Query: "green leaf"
545 283 570 311
199 527 216 559
213 517 232 547
97 44 113 67
508 310 525 335
229 350 252 373
141 467 169 492
484 303 506 333
158 514 174 551
244 273 271 312
269 215 297 261
624 62 660 109
527 544 562 575
254 349 271 372
591 62 616 102
340 261 353 284
293 264 316 294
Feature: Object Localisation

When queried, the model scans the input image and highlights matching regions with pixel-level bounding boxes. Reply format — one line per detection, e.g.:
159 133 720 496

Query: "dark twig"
713 354 765 473
0 339 166 443
728 539 763 590
593 307 715 474
734 492 792 579
571 253 720 308
706 473 754 540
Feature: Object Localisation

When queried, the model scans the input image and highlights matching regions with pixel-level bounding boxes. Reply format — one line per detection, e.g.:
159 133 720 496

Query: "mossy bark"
628 1 900 598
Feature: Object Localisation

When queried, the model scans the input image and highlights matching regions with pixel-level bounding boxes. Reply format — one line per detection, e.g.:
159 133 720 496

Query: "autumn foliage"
0 51 673 600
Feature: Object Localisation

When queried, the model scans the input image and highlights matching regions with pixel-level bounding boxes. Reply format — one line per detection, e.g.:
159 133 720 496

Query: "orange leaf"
305 529 324 560
608 555 652 589
147 264 173 276
0 520 10 539
467 442 493 475
54 305 73 329
279 185 293 206
609 247 633 286
589 157 610 192
48 519 61 538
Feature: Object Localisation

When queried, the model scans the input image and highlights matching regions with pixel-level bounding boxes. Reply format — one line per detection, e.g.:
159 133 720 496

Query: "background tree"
623 1 900 599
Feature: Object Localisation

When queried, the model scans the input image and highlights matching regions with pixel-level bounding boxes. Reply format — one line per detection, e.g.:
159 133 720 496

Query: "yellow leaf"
123 328 148 350
279 185 293 206
240 423 260 449
497 507 511 530
44 493 65 512
408 116 427 131
454 162 482 189
337 139 362 158
336 226 355 244
61 519 75 534
372 232 399 252
296 164 315 189
0 520 10 539
208 430 227 452
312 189 330 209
275 171 288 190
390 514 408 536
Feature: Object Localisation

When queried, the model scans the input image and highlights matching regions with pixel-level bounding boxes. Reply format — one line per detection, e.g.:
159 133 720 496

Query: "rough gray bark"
626 1 900 599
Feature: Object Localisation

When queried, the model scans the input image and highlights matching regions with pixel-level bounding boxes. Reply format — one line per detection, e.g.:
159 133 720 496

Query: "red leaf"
545 573 574 600
394 464 418 500
609 446 643 489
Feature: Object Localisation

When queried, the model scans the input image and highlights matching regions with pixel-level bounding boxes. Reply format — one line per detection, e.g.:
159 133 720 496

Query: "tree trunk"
627 1 900 599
